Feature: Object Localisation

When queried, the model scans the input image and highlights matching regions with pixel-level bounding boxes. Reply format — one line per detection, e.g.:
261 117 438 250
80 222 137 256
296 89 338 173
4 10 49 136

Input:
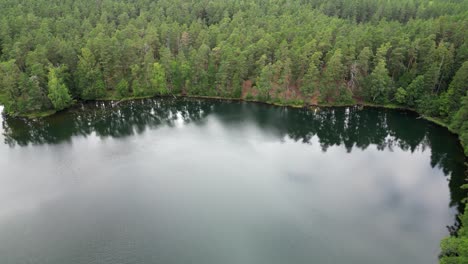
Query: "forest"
0 0 467 154
0 0 467 261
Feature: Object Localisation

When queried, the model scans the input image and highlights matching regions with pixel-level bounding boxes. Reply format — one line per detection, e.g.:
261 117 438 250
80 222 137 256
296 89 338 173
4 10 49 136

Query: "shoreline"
1 94 462 151
173 95 457 135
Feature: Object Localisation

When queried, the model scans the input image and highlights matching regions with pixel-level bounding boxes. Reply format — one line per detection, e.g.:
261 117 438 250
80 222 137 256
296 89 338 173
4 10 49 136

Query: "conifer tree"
47 66 73 111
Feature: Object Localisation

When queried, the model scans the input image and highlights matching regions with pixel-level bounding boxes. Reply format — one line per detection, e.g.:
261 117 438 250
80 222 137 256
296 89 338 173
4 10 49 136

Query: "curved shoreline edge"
1 94 463 152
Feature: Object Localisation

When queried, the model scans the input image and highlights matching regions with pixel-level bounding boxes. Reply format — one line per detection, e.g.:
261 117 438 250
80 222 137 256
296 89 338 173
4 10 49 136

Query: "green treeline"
0 0 467 154
441 202 468 263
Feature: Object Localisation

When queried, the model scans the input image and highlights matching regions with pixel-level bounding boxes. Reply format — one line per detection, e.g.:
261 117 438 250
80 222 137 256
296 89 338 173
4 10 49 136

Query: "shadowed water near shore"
0 98 466 264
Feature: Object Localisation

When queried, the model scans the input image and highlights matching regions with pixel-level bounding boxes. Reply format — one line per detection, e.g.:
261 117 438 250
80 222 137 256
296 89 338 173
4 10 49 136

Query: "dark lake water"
0 98 465 264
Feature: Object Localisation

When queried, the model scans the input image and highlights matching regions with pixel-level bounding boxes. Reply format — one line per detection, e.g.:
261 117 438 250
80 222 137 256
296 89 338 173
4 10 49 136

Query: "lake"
0 98 465 264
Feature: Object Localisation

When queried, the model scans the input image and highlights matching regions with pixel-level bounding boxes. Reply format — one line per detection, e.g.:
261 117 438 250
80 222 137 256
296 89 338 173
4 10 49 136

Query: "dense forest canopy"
0 0 467 155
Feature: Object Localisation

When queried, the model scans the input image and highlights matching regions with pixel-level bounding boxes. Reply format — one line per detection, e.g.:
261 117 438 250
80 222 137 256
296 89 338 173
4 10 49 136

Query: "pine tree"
0 60 49 114
439 61 468 118
450 92 468 155
257 63 273 101
77 48 106 99
151 62 168 95
0 60 22 113
47 66 73 111
116 79 130 98
368 59 392 103
301 51 322 96
404 75 425 107
321 49 345 102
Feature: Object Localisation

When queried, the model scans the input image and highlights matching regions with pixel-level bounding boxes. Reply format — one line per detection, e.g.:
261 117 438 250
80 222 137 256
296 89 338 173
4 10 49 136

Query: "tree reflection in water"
1 98 466 227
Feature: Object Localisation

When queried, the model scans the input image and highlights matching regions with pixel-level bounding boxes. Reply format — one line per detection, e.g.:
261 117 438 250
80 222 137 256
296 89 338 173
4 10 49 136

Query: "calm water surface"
0 99 465 264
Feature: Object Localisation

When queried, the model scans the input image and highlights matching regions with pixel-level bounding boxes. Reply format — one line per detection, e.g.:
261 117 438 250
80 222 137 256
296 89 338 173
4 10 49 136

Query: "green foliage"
440 62 468 119
0 0 466 156
245 93 254 101
77 48 106 100
395 87 407 104
256 63 273 101
47 66 73 111
354 47 373 95
450 93 468 156
151 62 168 95
131 64 149 97
83 79 106 100
404 75 425 107
321 49 346 103
0 2 463 107
337 86 355 104
116 79 130 98
301 51 322 96
0 59 50 114
440 203 468 263
307 0 468 23
367 59 392 104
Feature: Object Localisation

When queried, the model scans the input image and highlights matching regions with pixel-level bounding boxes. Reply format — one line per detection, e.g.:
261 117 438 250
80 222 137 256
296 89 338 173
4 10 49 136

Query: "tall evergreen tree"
368 59 392 103
47 66 73 111
151 62 168 95
301 51 322 96
321 49 345 102
440 61 468 118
